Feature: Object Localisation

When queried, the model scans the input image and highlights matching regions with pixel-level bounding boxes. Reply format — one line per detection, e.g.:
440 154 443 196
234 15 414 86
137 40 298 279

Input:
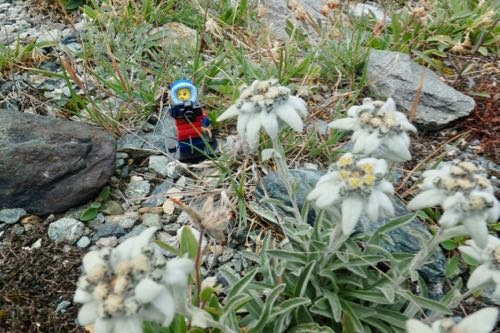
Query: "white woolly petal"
458 245 482 262
358 158 387 175
378 180 394 194
363 132 381 154
307 183 332 202
82 251 105 272
190 308 213 328
135 278 166 304
366 192 380 221
236 113 250 139
377 192 395 217
395 111 417 132
315 185 341 209
341 197 364 235
462 216 489 249
456 307 499 333
379 98 396 113
487 199 499 223
288 95 308 118
240 102 255 113
347 105 361 117
152 292 176 326
94 318 113 333
442 193 466 211
217 105 239 122
405 319 433 333
438 210 460 228
352 131 372 154
164 258 194 286
407 189 446 210
74 289 93 303
112 317 143 333
77 302 99 325
274 103 304 132
383 134 411 162
260 111 279 139
328 118 357 131
129 227 158 257
467 264 493 289
244 116 262 151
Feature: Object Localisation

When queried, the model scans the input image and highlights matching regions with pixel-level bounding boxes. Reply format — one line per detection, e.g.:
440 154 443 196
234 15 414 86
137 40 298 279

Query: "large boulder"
366 49 475 129
0 111 116 215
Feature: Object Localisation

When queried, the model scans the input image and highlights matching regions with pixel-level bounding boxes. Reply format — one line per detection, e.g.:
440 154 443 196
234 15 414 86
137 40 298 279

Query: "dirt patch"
0 224 86 333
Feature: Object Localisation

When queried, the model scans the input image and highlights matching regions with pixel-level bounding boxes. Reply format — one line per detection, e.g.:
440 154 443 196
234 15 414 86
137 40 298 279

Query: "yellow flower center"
363 175 376 186
338 155 353 168
339 170 350 180
359 163 374 175
347 177 362 189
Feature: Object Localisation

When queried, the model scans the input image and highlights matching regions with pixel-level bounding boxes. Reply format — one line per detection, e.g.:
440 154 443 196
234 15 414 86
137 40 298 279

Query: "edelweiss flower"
74 227 194 333
307 153 395 235
217 79 307 152
459 236 500 302
408 160 499 248
328 98 416 162
406 307 498 333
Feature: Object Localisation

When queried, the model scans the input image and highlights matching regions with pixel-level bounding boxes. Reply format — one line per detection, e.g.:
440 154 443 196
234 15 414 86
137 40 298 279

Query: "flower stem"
396 227 444 285
271 137 306 225
321 222 348 266
195 226 206 308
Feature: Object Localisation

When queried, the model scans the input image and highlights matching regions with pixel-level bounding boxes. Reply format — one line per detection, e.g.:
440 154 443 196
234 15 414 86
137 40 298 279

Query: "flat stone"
87 213 105 230
142 213 162 228
149 155 170 177
48 218 85 244
142 179 174 207
96 236 118 248
125 180 150 202
92 223 126 241
0 111 116 215
0 208 27 224
101 200 124 215
76 236 91 248
366 49 475 129
256 169 446 298
105 212 139 229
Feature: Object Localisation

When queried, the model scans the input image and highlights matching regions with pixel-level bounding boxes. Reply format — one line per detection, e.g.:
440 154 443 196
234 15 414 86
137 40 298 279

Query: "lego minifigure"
164 80 217 161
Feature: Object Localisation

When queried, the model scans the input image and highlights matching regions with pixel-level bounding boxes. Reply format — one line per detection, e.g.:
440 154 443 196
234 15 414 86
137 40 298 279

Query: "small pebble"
76 236 91 248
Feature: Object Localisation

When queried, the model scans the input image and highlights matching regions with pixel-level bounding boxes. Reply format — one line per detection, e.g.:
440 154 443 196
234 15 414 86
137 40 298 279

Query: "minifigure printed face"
177 88 191 101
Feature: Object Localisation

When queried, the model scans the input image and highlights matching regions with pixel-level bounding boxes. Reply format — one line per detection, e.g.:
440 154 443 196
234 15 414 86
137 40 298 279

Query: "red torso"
174 113 206 141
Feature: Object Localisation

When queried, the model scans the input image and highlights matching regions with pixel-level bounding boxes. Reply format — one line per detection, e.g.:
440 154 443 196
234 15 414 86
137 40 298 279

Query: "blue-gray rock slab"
0 208 27 224
256 169 446 297
92 223 126 241
0 110 116 215
48 218 85 244
142 179 174 207
366 49 475 129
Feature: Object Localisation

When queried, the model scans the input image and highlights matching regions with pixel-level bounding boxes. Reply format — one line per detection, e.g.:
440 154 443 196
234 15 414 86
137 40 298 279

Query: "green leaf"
343 289 393 304
225 267 258 302
80 207 99 221
445 256 459 278
180 227 199 259
64 0 84 11
272 297 311 318
461 252 480 266
98 185 110 201
90 202 101 209
266 250 307 264
441 239 458 250
248 284 285 333
154 240 182 257
409 294 452 315
294 261 316 297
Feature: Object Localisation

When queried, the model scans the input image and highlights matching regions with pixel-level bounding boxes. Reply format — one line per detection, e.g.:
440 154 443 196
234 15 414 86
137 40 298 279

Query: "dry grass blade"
105 43 129 93
409 69 425 122
61 57 85 90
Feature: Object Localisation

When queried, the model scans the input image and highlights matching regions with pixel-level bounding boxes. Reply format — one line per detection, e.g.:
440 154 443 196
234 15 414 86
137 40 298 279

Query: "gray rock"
101 200 124 215
142 179 174 207
96 236 118 248
120 224 147 242
256 169 446 297
76 236 91 248
12 224 24 235
105 212 139 229
163 222 182 233
117 118 174 157
157 231 178 248
64 205 89 220
166 161 186 180
349 3 389 22
87 213 105 230
55 300 71 313
0 111 116 215
0 208 27 224
366 49 475 129
48 218 85 244
92 223 126 241
142 213 162 228
149 155 170 177
125 180 150 202
259 0 324 40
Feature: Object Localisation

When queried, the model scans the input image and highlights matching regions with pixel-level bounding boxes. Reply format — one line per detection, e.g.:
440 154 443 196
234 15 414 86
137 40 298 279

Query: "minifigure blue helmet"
169 79 198 105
